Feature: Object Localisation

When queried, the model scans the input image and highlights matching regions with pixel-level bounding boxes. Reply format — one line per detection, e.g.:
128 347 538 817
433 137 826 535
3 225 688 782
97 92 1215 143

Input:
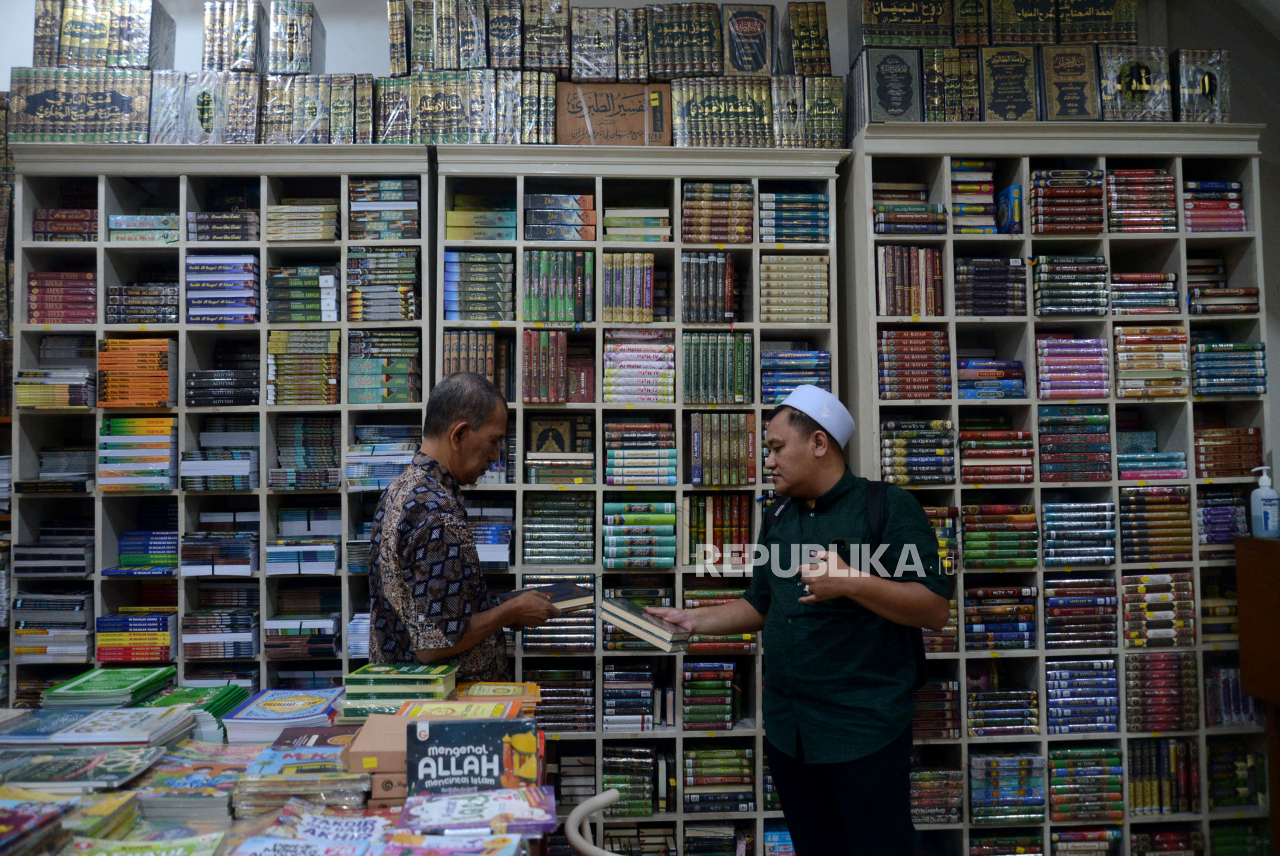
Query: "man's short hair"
772 404 842 450
423 373 506 439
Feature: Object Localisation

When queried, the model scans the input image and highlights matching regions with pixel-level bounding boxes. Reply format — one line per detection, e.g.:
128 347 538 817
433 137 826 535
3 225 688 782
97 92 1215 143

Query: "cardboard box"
372 772 408 799
556 83 672 146
342 705 523 773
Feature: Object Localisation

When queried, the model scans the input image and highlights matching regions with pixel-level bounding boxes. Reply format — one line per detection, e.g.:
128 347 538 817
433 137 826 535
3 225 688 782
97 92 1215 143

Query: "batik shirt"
368 453 506 680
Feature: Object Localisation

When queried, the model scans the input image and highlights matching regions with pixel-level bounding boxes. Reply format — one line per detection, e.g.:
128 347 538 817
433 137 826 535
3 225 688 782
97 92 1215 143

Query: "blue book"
996 186 1023 234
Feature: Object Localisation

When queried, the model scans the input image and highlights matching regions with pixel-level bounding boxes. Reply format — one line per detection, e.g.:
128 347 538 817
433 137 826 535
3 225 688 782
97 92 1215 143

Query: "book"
601 597 690 652
981 46 1037 121
407 718 542 795
396 786 558 836
496 582 593 611
1098 45 1172 121
1039 44 1101 120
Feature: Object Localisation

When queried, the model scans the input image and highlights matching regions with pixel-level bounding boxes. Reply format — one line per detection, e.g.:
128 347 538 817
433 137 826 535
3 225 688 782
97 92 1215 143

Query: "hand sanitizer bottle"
1250 466 1279 539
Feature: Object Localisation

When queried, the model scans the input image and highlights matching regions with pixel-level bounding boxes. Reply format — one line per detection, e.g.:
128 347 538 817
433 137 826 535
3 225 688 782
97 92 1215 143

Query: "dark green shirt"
742 471 953 763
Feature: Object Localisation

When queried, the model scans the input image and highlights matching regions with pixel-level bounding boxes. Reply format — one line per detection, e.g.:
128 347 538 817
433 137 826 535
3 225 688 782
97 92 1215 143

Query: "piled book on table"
1106 168 1176 233
1127 651 1199 732
1039 405 1111 482
444 251 516 321
912 680 960 740
954 256 1025 316
131 738 261 824
350 178 420 240
223 688 343 743
880 419 954 486
512 574 595 655
185 254 259 324
137 684 250 742
872 182 942 235
266 265 339 323
0 744 159 794
0 706 194 748
961 504 1037 570
1030 169 1103 234
1037 333 1110 399
682 182 752 244
969 752 1046 825
1183 180 1247 232
345 424 420 491
1123 571 1195 649
878 328 950 400
760 254 828 322
41 665 175 708
951 158 996 233
1046 659 1118 735
1111 270 1179 315
1044 575 1117 650
683 747 754 814
1048 749 1124 822
186 340 260 407
1187 254 1258 314
347 246 420 321
959 415 1034 485
337 663 456 722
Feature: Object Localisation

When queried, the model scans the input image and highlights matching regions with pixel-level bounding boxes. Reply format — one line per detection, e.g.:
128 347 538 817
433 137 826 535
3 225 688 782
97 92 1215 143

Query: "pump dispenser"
1250 466 1279 539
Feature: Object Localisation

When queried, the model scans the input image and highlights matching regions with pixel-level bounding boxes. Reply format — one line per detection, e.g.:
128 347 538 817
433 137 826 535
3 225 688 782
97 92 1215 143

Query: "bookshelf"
10 143 846 844
843 124 1271 853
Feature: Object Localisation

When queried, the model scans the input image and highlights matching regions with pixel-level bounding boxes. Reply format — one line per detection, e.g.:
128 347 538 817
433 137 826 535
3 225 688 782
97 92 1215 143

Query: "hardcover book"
406 719 542 795
1098 45 1171 121
862 48 924 123
854 0 953 47
989 0 1054 44
1174 49 1230 123
1056 0 1136 43
1039 44 1100 120
496 582 594 610
396 786 558 836
981 46 1038 121
722 5 773 75
953 0 990 45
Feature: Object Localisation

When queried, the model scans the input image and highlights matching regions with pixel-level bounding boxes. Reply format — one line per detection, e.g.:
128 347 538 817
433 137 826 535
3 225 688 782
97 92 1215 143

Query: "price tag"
218 323 226 329
299 323 308 328
138 324 147 330
556 485 566 491
1068 399 1077 405
715 243 725 250
1195 396 1204 402
709 403 718 409
548 733 560 741
990 652 999 658
42 324 51 330
974 484 983 489
535 321 544 327
775 243 785 250
1152 731 1161 738
1234 812 1244 819
911 315 920 323
1138 480 1147 486
1205 478 1215 485
491 321 499 327
705 732 717 738
995 568 1007 574
1063 566 1074 573
1212 644 1222 651
626 485 636 491
574 477 583 484
1149 563 1157 570
626 403 634 409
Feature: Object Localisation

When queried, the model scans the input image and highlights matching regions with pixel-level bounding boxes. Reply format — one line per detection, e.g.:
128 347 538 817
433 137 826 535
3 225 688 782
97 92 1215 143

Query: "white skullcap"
778 385 855 449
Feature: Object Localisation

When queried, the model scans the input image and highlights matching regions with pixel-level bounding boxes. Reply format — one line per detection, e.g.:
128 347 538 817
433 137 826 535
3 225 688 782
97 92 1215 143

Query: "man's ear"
448 419 471 448
811 429 830 458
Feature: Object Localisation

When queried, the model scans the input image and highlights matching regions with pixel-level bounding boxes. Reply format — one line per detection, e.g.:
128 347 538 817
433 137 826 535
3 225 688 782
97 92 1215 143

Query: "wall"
0 0 851 90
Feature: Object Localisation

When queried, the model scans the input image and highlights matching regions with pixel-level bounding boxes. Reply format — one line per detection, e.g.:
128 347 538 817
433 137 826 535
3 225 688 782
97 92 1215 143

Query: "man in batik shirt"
369 373 560 679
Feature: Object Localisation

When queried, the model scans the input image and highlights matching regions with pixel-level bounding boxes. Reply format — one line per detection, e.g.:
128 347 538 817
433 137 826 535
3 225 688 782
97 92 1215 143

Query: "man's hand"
645 606 698 633
504 590 562 627
799 549 869 603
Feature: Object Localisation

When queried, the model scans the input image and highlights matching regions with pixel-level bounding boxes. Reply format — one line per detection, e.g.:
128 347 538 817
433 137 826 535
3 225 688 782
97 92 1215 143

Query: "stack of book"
965 585 1037 652
1123 571 1195 649
603 206 671 242
270 414 341 490
18 336 97 410
764 758 779 811
11 590 92 666
760 254 828 323
107 272 181 325
951 159 996 233
1037 334 1110 399
954 257 1026 317
682 661 736 730
182 604 259 661
1211 826 1265 855
909 768 964 824
1117 426 1186 481
1046 660 1119 735
223 687 344 744
1196 487 1249 560
102 526 180 577
28 271 97 324
13 515 95 577
344 424 418 491
551 748 596 809
912 680 960 740
603 747 657 817
1131 743 1201 811
186 254 259 324
959 416 1034 486
98 415 178 492
601 503 674 571
1110 271 1179 315
1192 337 1267 396
878 328 950 400
348 329 421 404
446 189 517 240
525 193 595 242
602 662 661 731
961 504 1037 571
688 412 757 487
1048 749 1124 822
266 329 340 405
1044 575 1117 650
33 208 97 242
1183 180 1247 232
95 609 177 664
1201 568 1241 642
1033 255 1108 316
603 422 676 488
764 827 795 856
1042 502 1116 568
957 356 1024 400
180 531 259 577
967 675 1039 738
1120 485 1192 564
96 339 178 408
680 251 739 323
1114 324 1189 399
186 340 259 407
266 200 338 241
871 182 942 235
875 245 943 316
760 190 828 243
1209 741 1266 809
1206 665 1266 726
350 178 419 240
968 752 1046 825
1051 831 1120 854
180 415 260 490
1188 256 1257 314
526 668 595 733
1106 168 1176 233
682 182 752 244
1029 169 1103 234
970 836 1042 856
670 78 775 147
602 252 659 322
1126 652 1199 732
880 419 954 486
523 493 594 567
444 251 516 321
605 330 674 404
339 663 455 720
108 212 179 243
521 249 593 322
263 611 340 660
683 747 753 813
516 574 595 654
187 210 260 242
266 265 339 323
468 499 514 566
525 449 595 485
682 824 746 856
266 537 339 576
1194 424 1262 478
347 246 420 321
1039 404 1111 483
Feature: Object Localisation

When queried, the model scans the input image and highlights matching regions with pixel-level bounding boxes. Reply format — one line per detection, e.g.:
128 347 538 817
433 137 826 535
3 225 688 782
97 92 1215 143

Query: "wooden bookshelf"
843 124 1271 853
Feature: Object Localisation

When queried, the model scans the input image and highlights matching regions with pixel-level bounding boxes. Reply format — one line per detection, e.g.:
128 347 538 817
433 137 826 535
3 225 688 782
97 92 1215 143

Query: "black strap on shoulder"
866 481 929 691
757 495 792 542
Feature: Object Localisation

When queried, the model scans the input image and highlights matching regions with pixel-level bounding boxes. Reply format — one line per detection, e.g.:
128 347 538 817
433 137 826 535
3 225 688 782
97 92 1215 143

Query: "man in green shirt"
649 386 953 854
